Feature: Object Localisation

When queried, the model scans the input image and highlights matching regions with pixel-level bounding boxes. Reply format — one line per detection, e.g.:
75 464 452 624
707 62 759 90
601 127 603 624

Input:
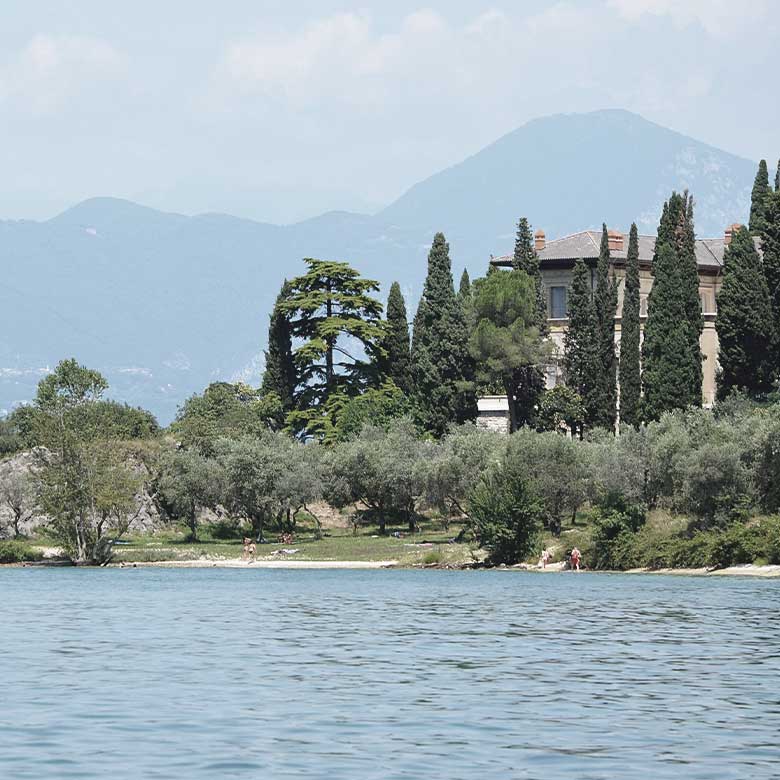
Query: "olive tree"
0 468 36 538
326 419 429 533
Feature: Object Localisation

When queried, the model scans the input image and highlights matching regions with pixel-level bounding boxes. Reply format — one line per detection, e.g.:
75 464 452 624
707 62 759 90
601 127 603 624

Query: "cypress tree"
562 259 598 429
261 279 296 426
591 224 618 430
761 190 780 369
380 282 412 394
458 269 471 299
750 160 770 234
775 159 780 192
642 192 703 420
512 217 548 336
619 223 641 428
411 233 477 435
716 225 774 399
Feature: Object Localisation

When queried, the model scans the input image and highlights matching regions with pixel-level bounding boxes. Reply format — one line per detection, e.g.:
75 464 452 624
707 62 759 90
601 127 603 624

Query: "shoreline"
3 556 780 577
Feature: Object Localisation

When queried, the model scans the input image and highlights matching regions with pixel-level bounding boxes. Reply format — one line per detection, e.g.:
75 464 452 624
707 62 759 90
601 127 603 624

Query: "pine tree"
380 282 412 394
619 223 641 428
411 233 477 436
591 224 618 430
562 259 598 429
716 225 774 399
512 217 548 336
642 192 703 420
750 160 771 234
261 279 296 427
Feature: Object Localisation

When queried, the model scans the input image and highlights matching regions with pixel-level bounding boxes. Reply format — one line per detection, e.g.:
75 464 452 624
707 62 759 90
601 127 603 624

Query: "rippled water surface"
1 569 779 779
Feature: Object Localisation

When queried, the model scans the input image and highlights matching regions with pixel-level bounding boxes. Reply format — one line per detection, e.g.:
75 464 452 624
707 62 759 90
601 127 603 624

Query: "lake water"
1 569 778 779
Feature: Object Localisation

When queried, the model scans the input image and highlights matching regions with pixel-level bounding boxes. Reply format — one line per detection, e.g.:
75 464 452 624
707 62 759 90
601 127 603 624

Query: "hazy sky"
2 1 778 224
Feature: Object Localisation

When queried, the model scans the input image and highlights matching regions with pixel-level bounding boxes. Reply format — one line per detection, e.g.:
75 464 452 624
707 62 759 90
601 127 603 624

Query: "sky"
2 0 779 224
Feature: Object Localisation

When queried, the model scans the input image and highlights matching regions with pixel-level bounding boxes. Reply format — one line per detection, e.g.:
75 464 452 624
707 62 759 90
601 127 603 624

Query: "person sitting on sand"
570 546 582 571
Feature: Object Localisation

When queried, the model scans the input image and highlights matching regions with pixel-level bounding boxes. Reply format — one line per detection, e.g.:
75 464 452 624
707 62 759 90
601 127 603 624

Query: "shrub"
469 461 544 565
0 540 43 564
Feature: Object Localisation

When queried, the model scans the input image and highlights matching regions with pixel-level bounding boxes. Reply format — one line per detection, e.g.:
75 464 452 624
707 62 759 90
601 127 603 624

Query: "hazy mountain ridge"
0 110 758 422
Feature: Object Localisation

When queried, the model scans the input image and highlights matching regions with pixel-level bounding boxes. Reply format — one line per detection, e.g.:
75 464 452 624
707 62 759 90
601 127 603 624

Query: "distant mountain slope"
0 110 758 422
381 109 755 254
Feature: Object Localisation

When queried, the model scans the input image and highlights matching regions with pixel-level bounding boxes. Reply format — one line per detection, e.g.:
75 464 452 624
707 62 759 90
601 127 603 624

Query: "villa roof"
491 230 733 271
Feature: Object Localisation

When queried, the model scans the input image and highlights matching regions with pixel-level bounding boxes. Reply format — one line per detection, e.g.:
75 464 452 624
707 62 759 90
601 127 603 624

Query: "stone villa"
477 224 744 430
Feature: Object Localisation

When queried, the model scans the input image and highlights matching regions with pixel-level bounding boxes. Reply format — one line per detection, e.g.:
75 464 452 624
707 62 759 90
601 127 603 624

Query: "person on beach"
242 537 251 561
540 549 550 568
247 540 257 563
570 547 581 571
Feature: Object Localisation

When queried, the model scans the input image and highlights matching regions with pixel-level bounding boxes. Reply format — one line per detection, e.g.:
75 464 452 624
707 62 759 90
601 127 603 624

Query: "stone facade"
476 395 510 433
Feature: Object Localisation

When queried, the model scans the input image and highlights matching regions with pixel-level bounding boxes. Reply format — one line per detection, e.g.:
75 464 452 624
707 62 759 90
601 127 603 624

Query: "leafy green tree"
505 428 586 535
536 385 585 436
512 217 548 336
424 424 505 525
214 433 290 541
411 233 477 436
326 419 430 533
279 259 385 437
469 268 546 431
716 225 775 398
562 259 598 430
327 380 411 443
591 225 618 430
29 359 141 563
619 223 642 427
261 279 297 427
750 159 770 234
469 459 544 564
379 282 412 394
172 382 281 455
642 192 703 420
156 447 223 541
0 469 35 538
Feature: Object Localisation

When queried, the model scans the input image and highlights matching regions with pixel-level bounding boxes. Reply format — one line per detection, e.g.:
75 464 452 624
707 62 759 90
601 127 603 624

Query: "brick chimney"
534 229 546 251
607 229 624 252
724 223 742 246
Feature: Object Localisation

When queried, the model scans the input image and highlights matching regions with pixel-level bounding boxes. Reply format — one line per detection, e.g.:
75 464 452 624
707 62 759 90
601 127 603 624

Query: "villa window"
550 286 567 319
640 296 648 317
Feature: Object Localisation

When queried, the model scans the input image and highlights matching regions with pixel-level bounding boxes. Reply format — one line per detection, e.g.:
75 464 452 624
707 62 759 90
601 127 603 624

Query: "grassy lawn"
108 519 477 567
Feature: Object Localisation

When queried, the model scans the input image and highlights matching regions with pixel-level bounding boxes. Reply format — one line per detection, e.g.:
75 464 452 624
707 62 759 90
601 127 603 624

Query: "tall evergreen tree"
750 160 771 234
619 224 641 428
591 224 618 430
458 269 471 300
261 279 296 427
411 233 477 436
512 217 548 336
775 159 780 192
761 190 780 372
716 225 775 399
562 259 598 429
642 192 703 420
379 281 412 394
279 259 385 437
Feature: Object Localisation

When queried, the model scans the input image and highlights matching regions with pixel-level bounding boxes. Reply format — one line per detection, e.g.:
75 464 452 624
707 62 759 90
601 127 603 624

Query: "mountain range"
0 109 758 423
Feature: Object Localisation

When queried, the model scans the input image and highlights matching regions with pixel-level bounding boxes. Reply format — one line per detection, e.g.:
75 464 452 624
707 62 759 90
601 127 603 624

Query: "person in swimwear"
540 549 550 568
570 546 582 571
247 540 257 563
242 537 251 561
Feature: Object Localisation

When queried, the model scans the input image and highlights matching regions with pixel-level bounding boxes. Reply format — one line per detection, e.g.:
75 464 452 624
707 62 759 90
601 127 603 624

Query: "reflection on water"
1 569 778 779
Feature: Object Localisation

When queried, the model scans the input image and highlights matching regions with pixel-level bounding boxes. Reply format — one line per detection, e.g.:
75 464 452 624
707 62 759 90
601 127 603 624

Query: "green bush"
469 462 544 565
0 540 43 564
